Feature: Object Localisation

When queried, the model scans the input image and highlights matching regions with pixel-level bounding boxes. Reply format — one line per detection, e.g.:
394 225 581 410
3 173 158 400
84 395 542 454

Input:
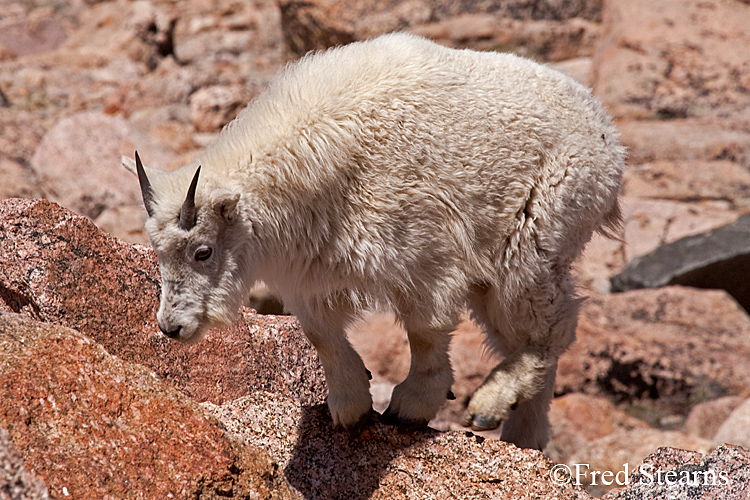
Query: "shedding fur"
124 33 625 449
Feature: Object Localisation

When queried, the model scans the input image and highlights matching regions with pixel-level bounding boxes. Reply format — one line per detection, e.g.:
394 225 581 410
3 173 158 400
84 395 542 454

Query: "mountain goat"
124 33 624 450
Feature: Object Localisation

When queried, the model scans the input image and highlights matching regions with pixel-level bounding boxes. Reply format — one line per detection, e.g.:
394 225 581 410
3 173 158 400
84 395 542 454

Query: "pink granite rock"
567 429 713 495
558 287 750 415
603 445 750 500
204 392 594 500
0 198 327 407
593 0 750 120
684 396 746 441
0 311 296 499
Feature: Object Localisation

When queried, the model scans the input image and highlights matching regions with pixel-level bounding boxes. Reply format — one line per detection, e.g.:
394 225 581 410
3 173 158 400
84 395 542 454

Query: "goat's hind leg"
500 360 557 450
465 343 556 434
464 280 577 449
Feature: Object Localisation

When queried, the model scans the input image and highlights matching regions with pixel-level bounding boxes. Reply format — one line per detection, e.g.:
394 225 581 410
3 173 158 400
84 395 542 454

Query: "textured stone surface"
546 393 651 463
0 312 296 499
684 396 746 441
567 429 713 495
0 198 327 407
611 214 750 312
714 399 750 449
593 0 750 120
603 445 750 500
0 427 49 500
279 0 603 60
557 287 750 415
204 392 593 500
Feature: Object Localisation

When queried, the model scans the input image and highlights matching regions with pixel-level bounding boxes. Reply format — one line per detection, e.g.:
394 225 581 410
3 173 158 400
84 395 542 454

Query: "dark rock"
611 213 750 312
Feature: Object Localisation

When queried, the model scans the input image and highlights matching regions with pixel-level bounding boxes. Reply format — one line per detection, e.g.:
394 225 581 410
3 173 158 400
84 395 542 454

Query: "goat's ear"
211 189 241 222
121 155 137 176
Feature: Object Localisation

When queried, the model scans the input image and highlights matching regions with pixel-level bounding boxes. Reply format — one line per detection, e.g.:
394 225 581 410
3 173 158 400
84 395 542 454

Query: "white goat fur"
128 33 625 450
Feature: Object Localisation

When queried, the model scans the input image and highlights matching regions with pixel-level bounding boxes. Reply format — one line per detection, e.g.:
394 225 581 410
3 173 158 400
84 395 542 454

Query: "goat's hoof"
379 408 428 432
463 412 502 432
342 409 377 438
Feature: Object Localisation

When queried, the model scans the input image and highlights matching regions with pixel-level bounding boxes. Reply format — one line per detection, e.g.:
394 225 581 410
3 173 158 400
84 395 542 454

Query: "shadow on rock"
286 404 437 499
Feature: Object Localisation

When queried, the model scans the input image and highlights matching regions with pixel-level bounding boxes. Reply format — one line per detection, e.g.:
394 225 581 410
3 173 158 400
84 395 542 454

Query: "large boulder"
558 287 750 416
29 111 175 243
0 198 327 406
592 0 750 120
0 311 296 499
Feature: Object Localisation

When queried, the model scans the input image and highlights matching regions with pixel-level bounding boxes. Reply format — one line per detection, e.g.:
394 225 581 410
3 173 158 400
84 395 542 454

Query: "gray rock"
611 213 750 312
603 445 750 500
0 427 49 500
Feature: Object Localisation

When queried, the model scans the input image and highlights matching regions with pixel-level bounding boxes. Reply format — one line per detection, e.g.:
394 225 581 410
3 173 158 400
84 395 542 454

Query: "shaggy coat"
126 33 625 450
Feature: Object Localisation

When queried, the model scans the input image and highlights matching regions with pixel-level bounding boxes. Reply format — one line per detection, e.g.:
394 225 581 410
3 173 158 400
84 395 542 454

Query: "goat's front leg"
384 326 454 427
295 301 373 429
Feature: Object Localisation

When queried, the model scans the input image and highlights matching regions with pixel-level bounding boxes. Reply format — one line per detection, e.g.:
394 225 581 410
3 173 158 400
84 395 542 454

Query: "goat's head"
125 152 249 342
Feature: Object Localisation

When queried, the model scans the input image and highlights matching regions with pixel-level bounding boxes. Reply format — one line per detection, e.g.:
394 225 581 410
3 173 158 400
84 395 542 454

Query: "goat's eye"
194 247 212 261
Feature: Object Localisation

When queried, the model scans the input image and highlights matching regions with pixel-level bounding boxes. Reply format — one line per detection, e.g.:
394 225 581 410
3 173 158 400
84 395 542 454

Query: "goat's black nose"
159 324 182 339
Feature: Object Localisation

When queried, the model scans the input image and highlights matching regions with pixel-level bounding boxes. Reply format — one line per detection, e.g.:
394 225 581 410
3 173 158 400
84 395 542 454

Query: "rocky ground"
2 0 750 498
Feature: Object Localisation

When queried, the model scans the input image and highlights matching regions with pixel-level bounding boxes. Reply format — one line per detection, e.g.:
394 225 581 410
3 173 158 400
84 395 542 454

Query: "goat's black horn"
135 151 155 217
179 166 201 231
